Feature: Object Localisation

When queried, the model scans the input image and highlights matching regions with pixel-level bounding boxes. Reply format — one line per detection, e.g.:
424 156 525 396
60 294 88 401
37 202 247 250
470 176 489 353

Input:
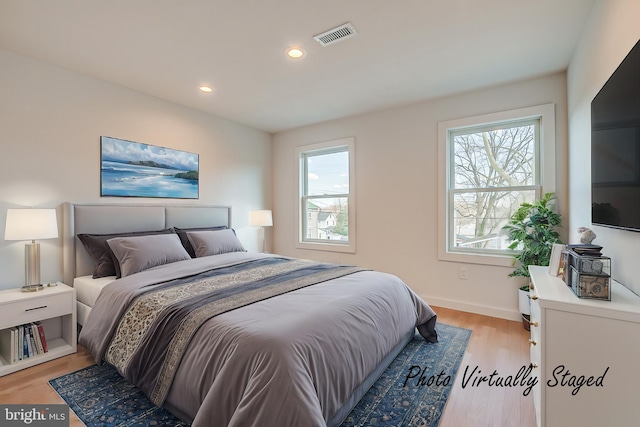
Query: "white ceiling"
0 0 596 133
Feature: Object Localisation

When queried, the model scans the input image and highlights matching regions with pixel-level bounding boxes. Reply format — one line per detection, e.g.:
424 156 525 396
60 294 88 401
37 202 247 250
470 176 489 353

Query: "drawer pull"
25 305 48 312
530 295 538 300
529 363 538 369
529 339 537 346
529 321 539 327
529 282 535 290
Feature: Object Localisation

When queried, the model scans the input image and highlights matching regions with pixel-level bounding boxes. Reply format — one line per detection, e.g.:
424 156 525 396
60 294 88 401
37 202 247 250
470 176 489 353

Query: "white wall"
567 0 640 295
0 49 272 290
273 73 568 320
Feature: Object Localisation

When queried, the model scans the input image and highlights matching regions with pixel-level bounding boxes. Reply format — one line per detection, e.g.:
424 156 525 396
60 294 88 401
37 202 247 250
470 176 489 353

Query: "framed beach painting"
100 136 199 199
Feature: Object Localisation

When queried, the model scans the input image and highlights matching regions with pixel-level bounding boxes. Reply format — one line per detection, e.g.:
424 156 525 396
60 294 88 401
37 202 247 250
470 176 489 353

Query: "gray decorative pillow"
172 226 228 258
186 229 246 258
107 234 191 278
78 229 175 278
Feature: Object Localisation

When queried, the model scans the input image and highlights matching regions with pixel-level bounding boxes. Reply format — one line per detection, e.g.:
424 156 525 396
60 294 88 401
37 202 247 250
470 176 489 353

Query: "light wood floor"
434 306 536 427
0 306 535 427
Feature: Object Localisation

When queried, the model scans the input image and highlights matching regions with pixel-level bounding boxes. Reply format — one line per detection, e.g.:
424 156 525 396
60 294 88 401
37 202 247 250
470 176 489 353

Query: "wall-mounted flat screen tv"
591 38 640 231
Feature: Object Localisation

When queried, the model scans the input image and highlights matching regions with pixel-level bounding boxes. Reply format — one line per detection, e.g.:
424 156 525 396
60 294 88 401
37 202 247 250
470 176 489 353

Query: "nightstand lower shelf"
0 339 74 375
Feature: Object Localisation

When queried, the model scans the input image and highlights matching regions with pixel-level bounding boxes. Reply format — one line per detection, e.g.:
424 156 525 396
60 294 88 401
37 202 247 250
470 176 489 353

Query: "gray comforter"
79 252 437 427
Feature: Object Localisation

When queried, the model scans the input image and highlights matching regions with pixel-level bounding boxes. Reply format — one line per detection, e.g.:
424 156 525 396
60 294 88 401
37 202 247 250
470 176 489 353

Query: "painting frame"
100 136 199 199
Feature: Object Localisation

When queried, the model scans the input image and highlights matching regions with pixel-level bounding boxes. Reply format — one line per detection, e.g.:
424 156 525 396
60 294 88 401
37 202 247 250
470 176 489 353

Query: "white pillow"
107 234 191 277
186 229 246 257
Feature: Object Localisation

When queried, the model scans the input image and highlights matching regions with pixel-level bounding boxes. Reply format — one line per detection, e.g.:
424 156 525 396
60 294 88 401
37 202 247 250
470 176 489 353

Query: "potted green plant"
503 192 562 329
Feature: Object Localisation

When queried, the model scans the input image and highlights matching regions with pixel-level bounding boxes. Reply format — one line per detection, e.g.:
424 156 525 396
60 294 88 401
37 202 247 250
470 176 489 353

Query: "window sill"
296 241 356 254
438 250 516 268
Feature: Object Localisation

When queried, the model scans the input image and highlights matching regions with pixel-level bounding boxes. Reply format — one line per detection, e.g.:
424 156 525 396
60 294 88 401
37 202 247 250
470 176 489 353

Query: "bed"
63 202 438 427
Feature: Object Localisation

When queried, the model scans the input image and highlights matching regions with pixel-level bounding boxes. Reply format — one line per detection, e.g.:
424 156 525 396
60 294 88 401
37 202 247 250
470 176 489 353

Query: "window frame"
296 137 356 253
437 104 556 266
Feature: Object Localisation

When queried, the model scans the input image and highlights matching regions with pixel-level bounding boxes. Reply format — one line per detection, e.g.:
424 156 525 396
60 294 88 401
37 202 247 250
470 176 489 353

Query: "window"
438 104 556 266
297 137 355 253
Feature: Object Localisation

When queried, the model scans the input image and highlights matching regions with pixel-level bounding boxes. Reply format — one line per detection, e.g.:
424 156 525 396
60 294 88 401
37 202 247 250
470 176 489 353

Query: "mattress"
73 275 115 307
73 275 115 326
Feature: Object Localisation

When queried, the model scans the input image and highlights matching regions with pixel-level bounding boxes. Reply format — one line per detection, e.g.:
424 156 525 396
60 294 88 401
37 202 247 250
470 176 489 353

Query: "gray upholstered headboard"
62 202 232 286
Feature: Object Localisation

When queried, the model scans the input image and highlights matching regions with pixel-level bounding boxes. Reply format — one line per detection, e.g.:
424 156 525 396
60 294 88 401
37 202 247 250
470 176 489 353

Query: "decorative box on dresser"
528 265 640 427
0 283 77 376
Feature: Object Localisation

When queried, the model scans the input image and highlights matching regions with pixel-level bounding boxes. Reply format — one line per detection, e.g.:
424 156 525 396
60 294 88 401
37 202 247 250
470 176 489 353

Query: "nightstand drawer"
1 293 72 326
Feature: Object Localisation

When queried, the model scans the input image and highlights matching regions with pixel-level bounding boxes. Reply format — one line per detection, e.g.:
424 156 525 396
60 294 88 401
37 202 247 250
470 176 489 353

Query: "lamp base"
25 241 41 287
21 284 44 292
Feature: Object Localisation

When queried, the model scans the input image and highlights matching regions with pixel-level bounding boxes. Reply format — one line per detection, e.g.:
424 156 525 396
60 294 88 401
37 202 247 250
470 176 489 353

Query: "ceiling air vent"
313 23 358 47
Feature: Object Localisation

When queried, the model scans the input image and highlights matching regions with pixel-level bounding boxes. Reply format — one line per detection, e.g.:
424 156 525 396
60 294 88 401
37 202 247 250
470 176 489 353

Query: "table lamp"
4 208 59 291
249 210 273 253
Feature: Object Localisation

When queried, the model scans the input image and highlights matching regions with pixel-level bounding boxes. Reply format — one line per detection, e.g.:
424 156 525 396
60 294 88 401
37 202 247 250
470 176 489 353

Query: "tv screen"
591 38 640 231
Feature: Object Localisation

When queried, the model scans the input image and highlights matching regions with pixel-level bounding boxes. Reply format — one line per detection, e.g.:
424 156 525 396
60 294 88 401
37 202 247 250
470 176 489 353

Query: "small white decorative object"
577 227 597 244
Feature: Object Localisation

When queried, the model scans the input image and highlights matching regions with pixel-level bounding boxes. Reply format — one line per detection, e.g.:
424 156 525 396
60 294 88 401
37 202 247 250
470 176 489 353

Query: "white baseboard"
422 295 522 322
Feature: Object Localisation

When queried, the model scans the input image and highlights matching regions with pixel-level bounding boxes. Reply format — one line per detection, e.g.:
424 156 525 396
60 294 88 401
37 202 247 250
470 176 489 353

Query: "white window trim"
296 137 356 253
437 104 556 266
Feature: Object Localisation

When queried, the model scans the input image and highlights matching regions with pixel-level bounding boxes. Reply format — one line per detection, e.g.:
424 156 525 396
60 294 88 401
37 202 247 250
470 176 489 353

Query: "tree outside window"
449 119 540 255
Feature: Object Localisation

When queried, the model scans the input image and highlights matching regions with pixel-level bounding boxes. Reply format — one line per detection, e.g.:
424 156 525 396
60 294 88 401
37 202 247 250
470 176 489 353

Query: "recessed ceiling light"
286 47 305 59
198 85 213 93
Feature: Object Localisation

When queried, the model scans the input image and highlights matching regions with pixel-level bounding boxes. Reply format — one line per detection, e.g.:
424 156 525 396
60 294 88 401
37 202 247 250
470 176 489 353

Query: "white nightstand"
0 283 77 376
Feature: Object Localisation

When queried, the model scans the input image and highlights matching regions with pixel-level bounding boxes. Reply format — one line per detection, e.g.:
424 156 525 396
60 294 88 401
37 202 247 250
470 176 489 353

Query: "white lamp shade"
249 210 273 227
5 208 59 241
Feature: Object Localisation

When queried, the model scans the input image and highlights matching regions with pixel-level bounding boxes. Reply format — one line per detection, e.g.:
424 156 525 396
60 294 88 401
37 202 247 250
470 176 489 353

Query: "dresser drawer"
529 328 541 368
0 292 72 327
529 286 541 366
529 299 541 337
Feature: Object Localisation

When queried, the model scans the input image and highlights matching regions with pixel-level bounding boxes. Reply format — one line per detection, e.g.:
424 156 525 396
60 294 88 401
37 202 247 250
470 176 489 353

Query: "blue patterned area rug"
341 323 471 427
49 323 470 427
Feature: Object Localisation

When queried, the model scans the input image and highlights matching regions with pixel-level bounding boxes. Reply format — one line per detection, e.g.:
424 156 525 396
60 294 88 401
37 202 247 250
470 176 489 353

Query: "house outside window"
297 137 356 253
438 104 556 266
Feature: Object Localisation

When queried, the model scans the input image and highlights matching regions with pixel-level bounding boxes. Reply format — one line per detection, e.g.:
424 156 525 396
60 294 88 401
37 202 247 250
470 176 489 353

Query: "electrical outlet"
459 266 468 280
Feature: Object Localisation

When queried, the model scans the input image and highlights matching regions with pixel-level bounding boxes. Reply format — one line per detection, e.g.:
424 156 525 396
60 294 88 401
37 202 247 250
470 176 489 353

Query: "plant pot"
521 314 531 331
518 287 531 315
518 287 531 331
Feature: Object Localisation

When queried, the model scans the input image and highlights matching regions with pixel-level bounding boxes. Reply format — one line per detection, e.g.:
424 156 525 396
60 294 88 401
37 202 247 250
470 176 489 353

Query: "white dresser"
529 265 640 427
